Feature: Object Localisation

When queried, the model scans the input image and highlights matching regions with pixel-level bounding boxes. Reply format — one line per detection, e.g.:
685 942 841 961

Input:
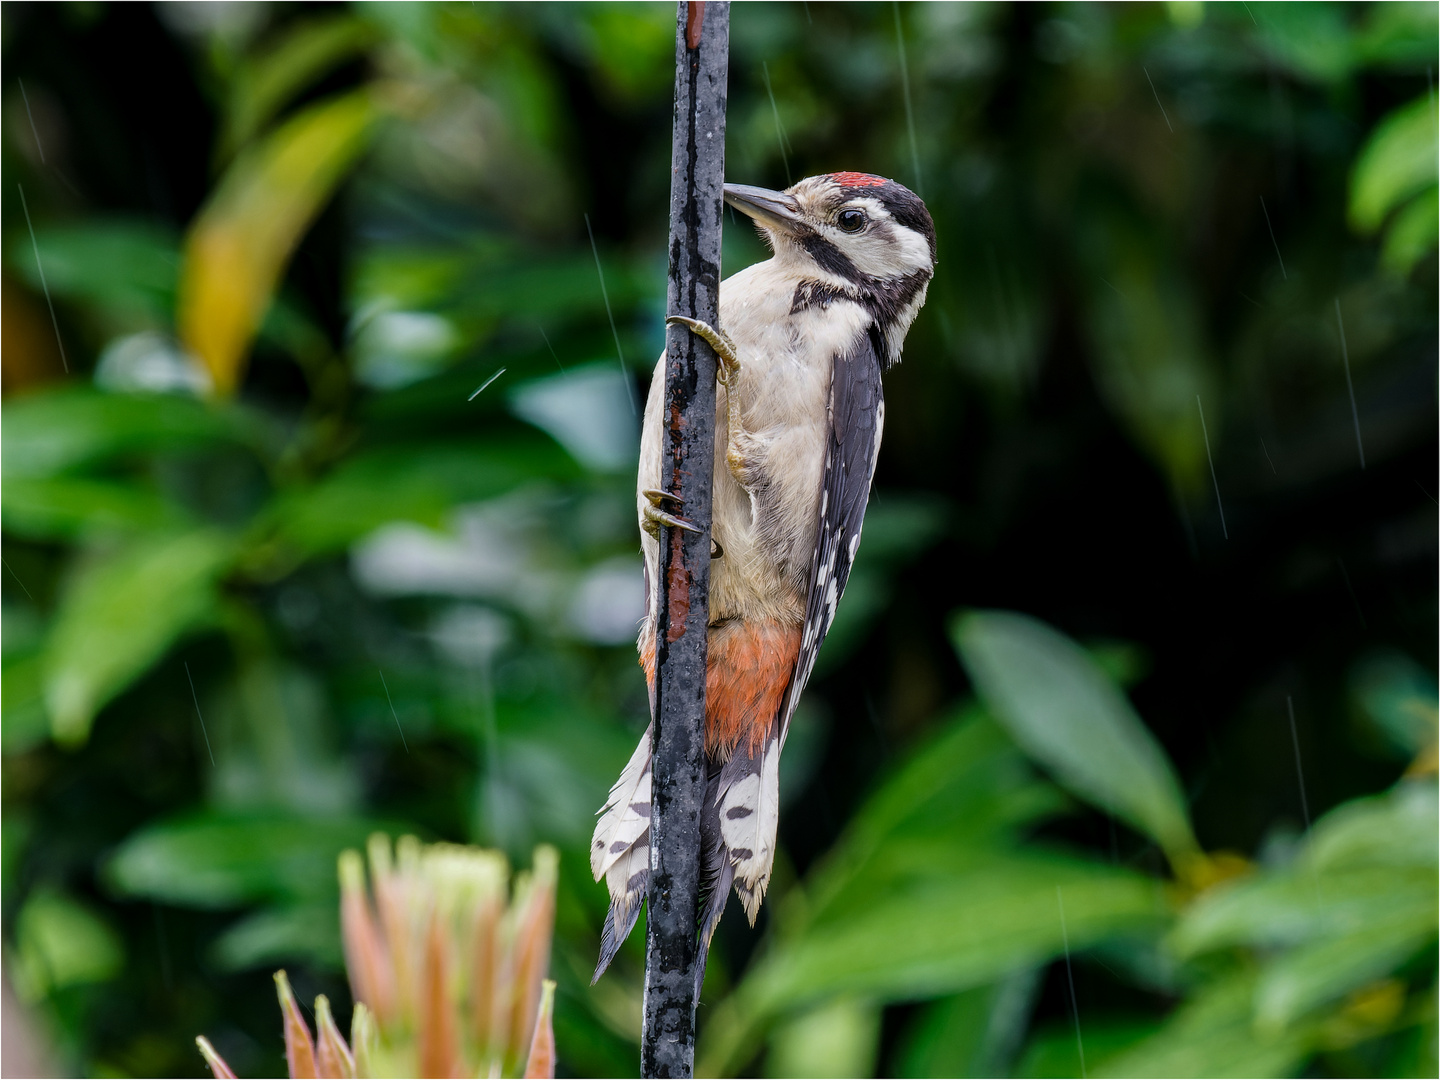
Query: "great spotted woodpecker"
591 173 935 987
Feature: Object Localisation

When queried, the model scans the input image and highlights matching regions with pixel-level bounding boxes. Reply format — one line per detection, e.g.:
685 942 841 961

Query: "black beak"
723 183 803 235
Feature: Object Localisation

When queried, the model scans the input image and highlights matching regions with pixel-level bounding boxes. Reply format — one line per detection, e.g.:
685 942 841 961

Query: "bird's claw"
642 488 702 539
666 316 740 384
642 489 724 557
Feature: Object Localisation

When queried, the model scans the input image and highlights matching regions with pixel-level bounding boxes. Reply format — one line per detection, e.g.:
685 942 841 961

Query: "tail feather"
593 841 648 982
591 726 654 981
695 758 730 998
592 725 654 881
591 723 784 992
694 859 734 998
691 730 782 999
716 733 782 925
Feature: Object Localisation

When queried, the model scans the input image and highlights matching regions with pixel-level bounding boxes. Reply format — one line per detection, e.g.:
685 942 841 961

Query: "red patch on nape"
828 171 889 188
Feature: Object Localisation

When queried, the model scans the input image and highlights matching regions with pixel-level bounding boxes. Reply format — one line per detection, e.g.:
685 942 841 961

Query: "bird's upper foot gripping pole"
665 315 739 377
666 315 750 490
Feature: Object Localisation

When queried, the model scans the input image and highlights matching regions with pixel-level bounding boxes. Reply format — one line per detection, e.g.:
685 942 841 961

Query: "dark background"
2 3 1434 1077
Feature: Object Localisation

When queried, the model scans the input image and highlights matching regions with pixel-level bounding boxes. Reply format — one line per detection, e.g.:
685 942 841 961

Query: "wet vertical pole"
643 2 727 1077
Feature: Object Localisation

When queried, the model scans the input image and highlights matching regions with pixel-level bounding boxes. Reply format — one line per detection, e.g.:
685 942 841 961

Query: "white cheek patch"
842 232 901 278
822 196 932 279
895 229 933 275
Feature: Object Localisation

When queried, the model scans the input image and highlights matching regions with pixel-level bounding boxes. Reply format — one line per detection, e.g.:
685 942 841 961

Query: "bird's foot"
642 488 702 540
666 316 740 385
665 317 752 489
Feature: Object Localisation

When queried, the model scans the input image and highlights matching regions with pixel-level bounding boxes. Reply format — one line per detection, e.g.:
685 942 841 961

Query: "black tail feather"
694 859 734 999
593 876 646 984
694 754 730 999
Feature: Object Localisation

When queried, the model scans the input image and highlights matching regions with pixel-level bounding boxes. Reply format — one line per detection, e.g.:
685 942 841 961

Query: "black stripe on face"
790 279 855 313
800 231 863 282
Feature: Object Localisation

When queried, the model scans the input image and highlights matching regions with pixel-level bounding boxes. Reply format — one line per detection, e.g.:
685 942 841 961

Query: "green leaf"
744 851 1166 1012
1254 917 1437 1032
1384 984 1440 1078
567 5 674 102
481 701 641 850
703 704 1167 1078
462 253 655 326
12 888 126 999
1252 3 1358 84
802 708 1067 923
1173 864 1436 956
1016 1018 1161 1079
222 16 378 159
265 437 580 556
6 220 180 327
2 385 265 479
3 475 190 541
508 363 640 473
1380 185 1439 276
2 649 50 755
210 902 343 971
897 969 1042 1078
1304 781 1438 873
1175 782 1437 956
1085 639 1152 690
766 997 880 1079
1349 95 1439 233
178 89 378 395
1355 2 1440 70
105 810 403 908
951 610 1198 865
1099 973 1317 1079
1350 651 1440 758
44 530 237 745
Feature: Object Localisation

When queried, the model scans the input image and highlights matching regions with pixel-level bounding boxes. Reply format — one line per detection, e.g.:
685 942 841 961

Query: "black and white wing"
786 324 886 726
697 324 886 984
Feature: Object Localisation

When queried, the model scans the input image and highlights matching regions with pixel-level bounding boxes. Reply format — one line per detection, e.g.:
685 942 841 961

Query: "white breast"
638 259 870 628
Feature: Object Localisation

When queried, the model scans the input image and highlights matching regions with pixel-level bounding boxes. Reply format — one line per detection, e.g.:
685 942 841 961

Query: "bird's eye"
837 209 867 233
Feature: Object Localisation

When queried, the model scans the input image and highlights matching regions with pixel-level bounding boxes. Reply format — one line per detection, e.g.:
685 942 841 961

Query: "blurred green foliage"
1 3 1434 1078
700 612 1435 1077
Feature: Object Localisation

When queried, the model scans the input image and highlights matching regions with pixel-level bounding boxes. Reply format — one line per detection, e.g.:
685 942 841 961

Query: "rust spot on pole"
665 550 691 644
685 2 707 50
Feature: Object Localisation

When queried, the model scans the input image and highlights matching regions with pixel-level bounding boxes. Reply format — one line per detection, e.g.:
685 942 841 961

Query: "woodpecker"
590 172 935 987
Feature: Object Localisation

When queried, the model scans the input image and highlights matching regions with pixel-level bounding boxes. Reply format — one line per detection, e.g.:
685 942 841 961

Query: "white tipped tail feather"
714 738 782 925
590 725 653 982
590 721 786 991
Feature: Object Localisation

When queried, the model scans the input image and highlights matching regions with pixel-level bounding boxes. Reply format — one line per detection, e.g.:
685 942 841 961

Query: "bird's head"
724 172 935 290
724 173 934 363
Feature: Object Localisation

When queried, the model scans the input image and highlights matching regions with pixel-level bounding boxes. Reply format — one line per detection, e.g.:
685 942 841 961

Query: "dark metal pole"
642 2 727 1077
